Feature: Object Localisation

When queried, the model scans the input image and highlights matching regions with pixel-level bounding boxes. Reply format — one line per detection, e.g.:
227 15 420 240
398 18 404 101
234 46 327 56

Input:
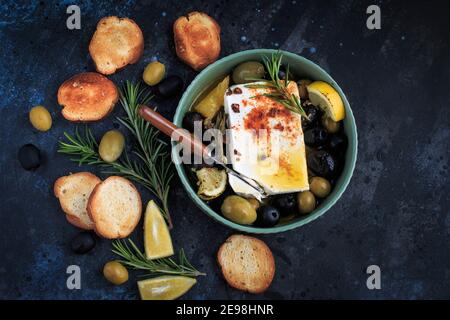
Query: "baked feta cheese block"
224 82 309 196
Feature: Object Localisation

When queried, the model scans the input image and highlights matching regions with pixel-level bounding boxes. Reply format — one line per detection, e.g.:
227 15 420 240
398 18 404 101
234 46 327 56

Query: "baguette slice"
174 11 221 70
57 72 118 121
89 16 144 75
88 176 142 239
217 234 275 294
54 172 101 230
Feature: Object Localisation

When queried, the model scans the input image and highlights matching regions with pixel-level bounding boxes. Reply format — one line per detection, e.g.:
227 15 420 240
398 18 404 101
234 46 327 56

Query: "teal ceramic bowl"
172 49 357 234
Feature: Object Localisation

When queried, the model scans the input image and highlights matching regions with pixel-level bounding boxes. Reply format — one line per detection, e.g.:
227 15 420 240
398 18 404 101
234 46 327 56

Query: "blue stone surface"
0 0 449 299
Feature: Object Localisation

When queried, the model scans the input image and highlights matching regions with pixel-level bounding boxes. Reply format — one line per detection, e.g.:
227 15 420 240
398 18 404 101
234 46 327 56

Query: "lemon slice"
196 167 227 200
194 75 230 119
138 276 197 300
144 200 174 260
307 81 345 121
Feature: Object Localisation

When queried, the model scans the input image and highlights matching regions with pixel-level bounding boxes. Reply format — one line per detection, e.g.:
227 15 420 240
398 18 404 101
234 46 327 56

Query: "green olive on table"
103 261 128 285
143 61 166 86
221 195 257 225
321 116 341 133
310 176 331 198
232 61 265 84
99 130 125 163
29 105 52 132
297 191 316 214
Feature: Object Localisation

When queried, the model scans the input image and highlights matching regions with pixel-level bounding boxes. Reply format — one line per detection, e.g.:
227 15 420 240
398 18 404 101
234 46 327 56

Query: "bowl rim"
172 49 358 234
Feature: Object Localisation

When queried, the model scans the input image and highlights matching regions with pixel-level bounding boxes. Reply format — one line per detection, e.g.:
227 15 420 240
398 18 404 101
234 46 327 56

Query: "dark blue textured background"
0 0 449 299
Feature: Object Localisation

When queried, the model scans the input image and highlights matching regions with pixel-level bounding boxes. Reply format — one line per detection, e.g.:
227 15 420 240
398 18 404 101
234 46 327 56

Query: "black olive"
272 193 297 216
304 127 328 147
155 75 183 97
71 232 96 254
256 205 280 227
182 112 204 133
277 67 294 81
18 144 42 170
301 105 321 129
307 150 337 178
278 69 287 80
327 134 348 153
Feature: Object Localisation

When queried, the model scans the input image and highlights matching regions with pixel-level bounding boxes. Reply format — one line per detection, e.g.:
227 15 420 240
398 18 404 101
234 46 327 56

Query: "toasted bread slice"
174 11 220 70
54 172 101 230
57 72 118 122
87 176 142 239
89 16 144 75
217 234 275 294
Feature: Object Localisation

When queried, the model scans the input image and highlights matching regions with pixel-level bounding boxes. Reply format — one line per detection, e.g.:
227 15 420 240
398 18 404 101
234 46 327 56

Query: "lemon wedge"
307 81 345 121
194 75 230 119
138 276 197 300
196 167 227 200
144 200 174 260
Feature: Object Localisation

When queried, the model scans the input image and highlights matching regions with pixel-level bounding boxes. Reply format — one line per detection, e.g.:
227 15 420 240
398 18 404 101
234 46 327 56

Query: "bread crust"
217 234 275 294
54 172 101 230
87 176 142 239
57 72 118 122
89 16 144 75
174 11 221 70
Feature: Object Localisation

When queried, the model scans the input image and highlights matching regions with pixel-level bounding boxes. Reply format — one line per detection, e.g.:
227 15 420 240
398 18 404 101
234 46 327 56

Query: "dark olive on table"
71 232 96 254
182 112 204 133
155 75 183 97
297 191 316 214
273 193 297 216
232 61 265 84
304 127 328 147
307 149 337 178
18 144 42 171
302 105 321 129
256 205 280 227
310 176 331 198
321 116 341 133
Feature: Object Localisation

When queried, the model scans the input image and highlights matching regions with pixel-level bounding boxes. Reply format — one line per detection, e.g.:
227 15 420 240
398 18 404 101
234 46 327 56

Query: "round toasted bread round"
57 72 118 122
54 172 101 230
87 176 142 239
174 11 221 70
217 234 275 294
89 16 144 75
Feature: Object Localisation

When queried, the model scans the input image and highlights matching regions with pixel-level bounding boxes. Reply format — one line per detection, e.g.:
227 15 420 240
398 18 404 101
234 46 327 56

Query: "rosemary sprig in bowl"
112 239 205 277
246 51 307 117
58 82 174 228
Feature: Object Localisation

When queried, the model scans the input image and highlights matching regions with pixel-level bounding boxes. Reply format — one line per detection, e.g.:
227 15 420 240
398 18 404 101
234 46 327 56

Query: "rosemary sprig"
112 239 205 277
246 51 307 117
58 82 174 228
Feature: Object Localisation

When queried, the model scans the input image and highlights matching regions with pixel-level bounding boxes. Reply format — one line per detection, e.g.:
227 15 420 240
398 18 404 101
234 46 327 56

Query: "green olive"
247 198 261 211
232 61 265 84
143 61 166 86
103 261 128 285
99 130 125 163
29 105 52 132
297 191 316 214
221 195 257 225
310 176 331 198
297 79 312 99
321 116 341 133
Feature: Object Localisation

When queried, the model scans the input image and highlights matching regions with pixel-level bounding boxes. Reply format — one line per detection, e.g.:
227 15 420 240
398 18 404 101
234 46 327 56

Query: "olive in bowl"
182 112 204 133
256 206 280 227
